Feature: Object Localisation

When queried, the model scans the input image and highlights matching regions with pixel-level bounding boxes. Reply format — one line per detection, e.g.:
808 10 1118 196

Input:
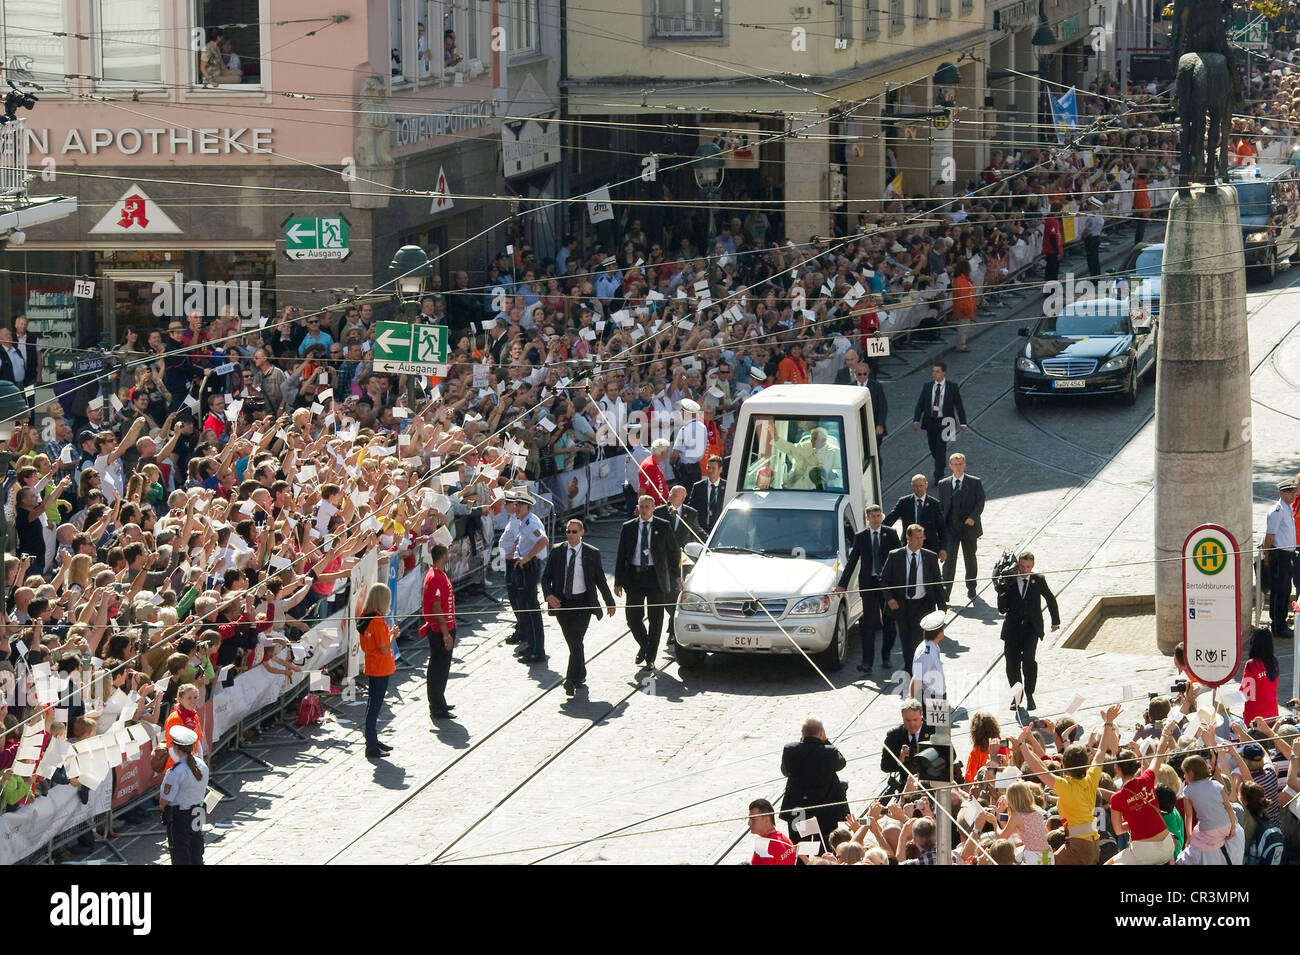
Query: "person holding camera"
996 551 1059 711
779 715 849 846
881 698 943 794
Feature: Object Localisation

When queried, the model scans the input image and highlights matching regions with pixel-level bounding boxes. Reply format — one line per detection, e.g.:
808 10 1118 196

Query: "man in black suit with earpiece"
834 503 901 674
996 550 1059 712
543 517 617 697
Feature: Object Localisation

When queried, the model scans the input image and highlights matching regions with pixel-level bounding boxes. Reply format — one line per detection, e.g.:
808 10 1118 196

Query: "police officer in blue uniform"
510 490 550 663
159 725 209 866
500 489 525 645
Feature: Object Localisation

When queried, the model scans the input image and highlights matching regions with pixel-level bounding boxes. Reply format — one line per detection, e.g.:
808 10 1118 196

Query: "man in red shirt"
1107 738 1175 864
776 343 810 384
638 439 670 505
748 798 796 865
421 544 457 721
1041 202 1064 284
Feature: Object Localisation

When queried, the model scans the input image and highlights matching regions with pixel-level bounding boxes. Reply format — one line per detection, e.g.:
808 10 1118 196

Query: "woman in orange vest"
1132 168 1151 245
358 583 395 759
950 258 977 353
163 683 205 773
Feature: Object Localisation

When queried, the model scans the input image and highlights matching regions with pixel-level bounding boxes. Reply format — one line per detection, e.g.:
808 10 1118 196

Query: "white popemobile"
673 385 884 670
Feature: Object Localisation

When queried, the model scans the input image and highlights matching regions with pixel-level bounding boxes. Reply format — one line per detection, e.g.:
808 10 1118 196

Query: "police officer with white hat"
159 725 209 865
509 488 550 662
500 488 526 646
1264 478 1298 639
909 611 947 701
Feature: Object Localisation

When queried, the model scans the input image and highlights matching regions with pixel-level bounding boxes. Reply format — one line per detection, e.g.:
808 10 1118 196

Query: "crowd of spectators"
755 650 1300 865
0 300 517 818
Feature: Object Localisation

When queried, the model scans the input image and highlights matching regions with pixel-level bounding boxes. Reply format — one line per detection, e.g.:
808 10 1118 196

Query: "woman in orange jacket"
358 583 396 758
950 258 978 352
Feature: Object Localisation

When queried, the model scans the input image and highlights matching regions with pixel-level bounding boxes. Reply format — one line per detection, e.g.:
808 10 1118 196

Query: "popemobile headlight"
1100 355 1130 372
789 594 831 615
678 592 709 613
1016 357 1039 373
1247 231 1270 243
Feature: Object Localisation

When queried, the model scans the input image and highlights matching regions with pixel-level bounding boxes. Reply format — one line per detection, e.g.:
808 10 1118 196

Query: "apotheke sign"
393 101 492 147
25 126 273 157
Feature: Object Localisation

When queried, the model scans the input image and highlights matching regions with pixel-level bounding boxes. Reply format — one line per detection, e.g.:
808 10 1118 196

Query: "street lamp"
1032 1 1056 145
1032 0 1056 47
388 245 433 405
693 140 726 246
389 244 433 299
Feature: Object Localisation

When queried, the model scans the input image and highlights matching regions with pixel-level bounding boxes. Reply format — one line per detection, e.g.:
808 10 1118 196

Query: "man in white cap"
1082 195 1106 277
748 364 767 395
909 610 948 700
507 489 549 663
670 397 707 487
499 488 527 647
158 725 209 866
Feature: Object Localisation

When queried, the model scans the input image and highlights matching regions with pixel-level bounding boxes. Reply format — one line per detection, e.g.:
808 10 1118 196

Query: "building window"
390 0 408 82
652 0 723 39
937 0 950 17
99 1 162 85
834 0 852 39
194 0 263 86
863 1 879 37
889 0 904 31
960 0 972 11
507 0 539 57
1 0 66 91
915 0 928 22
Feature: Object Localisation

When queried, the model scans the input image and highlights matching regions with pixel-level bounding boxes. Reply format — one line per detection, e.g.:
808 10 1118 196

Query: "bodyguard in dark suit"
614 494 681 670
880 525 946 675
911 362 967 483
687 456 726 533
995 551 1060 711
656 485 700 646
779 716 849 846
834 504 900 673
883 474 946 558
852 362 889 475
935 453 985 601
543 518 617 696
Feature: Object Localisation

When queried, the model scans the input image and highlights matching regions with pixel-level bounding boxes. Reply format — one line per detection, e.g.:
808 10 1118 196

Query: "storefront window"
9 251 77 353
1 0 67 91
194 0 263 86
100 0 163 85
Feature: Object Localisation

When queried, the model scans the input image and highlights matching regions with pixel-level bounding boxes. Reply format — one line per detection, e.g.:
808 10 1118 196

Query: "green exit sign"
284 216 350 260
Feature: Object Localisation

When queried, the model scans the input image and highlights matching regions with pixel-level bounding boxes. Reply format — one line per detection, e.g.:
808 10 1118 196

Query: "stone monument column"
1154 185 1253 653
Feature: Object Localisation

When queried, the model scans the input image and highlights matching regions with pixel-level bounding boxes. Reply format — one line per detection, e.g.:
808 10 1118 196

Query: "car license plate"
728 634 770 649
1053 379 1086 389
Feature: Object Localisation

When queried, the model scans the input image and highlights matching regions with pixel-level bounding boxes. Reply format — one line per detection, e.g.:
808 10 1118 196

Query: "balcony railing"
653 2 724 38
0 119 30 199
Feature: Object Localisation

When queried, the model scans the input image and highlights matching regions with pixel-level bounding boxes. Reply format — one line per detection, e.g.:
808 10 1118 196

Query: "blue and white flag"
1050 87 1079 143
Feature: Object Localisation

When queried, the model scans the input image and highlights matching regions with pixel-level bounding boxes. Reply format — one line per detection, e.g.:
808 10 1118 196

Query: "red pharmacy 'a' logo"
116 195 150 229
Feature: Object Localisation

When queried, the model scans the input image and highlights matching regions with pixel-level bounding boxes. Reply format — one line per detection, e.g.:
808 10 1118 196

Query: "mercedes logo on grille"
741 600 758 617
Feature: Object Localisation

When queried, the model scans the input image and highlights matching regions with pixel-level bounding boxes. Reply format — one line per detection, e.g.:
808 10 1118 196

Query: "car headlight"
1016 357 1039 373
678 591 709 613
789 594 831 615
1247 231 1270 243
1100 355 1130 372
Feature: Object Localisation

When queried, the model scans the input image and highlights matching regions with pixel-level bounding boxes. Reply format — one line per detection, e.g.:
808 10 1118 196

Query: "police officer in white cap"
159 725 209 865
509 488 550 663
909 610 948 701
671 398 707 487
500 488 526 647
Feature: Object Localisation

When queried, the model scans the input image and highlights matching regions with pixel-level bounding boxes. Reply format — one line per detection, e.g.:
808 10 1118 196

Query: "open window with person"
194 0 263 86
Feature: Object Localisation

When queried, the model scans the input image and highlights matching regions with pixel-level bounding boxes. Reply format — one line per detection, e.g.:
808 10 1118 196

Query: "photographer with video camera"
881 697 951 798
